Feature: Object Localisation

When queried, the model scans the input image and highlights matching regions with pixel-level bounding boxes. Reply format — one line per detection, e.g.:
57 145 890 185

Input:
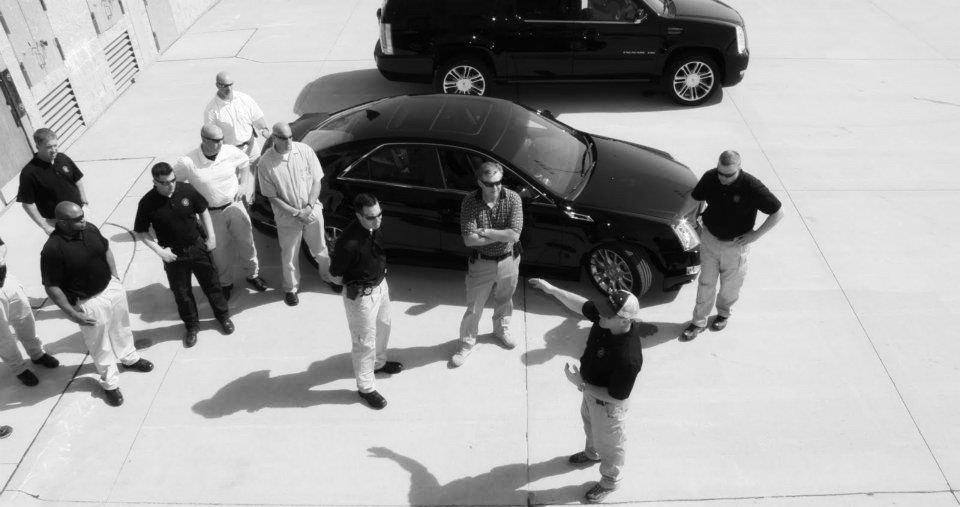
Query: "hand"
564 363 583 390
204 237 216 251
528 278 550 292
159 248 178 263
72 311 98 327
733 231 757 246
42 224 55 235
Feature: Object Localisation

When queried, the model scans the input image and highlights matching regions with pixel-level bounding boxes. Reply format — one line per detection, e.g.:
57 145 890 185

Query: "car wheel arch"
434 46 498 76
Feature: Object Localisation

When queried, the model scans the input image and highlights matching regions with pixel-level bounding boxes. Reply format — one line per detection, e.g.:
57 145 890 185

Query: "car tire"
664 53 719 106
586 243 654 298
434 58 494 96
302 215 347 269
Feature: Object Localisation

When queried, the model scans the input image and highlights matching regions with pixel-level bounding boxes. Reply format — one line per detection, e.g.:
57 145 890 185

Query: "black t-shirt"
16 153 84 219
578 301 643 400
40 223 112 305
134 183 208 250
329 220 386 286
692 169 782 241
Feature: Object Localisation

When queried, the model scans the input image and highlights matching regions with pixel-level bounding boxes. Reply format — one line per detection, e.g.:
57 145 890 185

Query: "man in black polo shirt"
329 193 402 410
134 162 233 348
16 128 89 235
681 150 784 341
529 278 644 504
41 202 153 407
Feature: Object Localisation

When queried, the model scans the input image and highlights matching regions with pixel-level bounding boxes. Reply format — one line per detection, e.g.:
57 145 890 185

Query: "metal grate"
37 79 85 147
105 30 138 94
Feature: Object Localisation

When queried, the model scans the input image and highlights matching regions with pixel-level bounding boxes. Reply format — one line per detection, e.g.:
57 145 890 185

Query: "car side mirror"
536 109 556 120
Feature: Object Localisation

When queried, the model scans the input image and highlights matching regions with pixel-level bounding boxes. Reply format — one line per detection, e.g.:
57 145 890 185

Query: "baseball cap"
598 289 642 321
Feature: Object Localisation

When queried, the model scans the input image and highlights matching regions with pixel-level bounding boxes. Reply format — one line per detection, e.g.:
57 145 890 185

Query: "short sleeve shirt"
174 145 249 207
40 223 112 305
16 153 84 219
460 188 524 257
578 301 644 401
329 220 386 286
257 141 324 227
203 91 264 145
134 182 209 250
692 169 782 241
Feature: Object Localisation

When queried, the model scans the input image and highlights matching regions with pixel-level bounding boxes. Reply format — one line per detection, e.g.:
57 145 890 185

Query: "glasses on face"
718 170 739 179
153 177 176 186
216 82 234 88
362 211 383 221
202 136 224 143
64 214 85 223
479 179 503 188
273 134 293 141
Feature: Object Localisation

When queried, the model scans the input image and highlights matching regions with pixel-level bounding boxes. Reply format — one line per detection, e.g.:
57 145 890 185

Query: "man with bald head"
258 122 338 305
41 202 153 407
175 125 268 301
203 71 269 161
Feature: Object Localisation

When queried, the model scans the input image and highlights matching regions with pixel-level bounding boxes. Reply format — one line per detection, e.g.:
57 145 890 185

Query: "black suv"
375 0 748 106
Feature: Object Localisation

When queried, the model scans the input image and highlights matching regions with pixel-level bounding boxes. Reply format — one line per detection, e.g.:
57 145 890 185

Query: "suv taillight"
379 23 394 55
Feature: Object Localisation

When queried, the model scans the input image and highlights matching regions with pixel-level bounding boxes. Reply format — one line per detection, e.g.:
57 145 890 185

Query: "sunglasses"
153 177 176 186
202 136 224 143
63 214 85 223
362 211 383 220
479 179 503 188
718 170 739 179
273 134 293 140
216 82 234 88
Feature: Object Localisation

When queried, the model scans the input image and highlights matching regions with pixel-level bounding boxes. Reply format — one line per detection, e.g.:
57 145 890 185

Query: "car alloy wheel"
587 244 653 297
442 65 487 95
665 53 719 106
300 221 344 270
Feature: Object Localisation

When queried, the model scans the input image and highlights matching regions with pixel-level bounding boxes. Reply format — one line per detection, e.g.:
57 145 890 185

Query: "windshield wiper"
579 133 596 176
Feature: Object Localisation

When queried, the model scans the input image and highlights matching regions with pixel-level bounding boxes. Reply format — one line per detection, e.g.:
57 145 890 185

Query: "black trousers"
164 244 229 330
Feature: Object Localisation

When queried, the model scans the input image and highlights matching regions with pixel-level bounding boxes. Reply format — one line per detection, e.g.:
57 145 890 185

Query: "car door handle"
581 28 599 40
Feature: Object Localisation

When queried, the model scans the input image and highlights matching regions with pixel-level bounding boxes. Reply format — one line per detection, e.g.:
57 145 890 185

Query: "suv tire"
664 53 719 106
586 243 654 297
434 58 494 96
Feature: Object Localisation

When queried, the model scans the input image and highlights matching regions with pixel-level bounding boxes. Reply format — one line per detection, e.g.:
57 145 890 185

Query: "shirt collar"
473 188 506 202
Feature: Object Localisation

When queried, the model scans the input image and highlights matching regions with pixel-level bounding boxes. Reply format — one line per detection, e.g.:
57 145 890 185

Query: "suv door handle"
581 28 599 40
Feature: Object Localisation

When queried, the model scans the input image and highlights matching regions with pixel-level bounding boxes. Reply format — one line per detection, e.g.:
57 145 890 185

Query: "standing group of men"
1 66 782 502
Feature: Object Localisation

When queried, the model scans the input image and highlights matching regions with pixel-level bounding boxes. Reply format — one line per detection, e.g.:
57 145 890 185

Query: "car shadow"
293 69 432 116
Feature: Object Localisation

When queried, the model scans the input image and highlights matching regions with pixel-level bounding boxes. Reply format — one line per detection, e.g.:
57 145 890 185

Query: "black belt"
478 252 512 262
208 203 231 211
595 399 607 406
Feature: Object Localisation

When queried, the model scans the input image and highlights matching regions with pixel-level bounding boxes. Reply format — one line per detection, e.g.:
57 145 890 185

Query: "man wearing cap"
528 279 644 504
16 128 89 235
452 161 523 367
680 150 783 341
0 236 60 387
203 71 270 162
41 202 153 407
175 124 268 301
134 162 234 348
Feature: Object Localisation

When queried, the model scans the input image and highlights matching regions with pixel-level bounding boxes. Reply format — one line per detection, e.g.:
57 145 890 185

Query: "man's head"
151 162 176 197
54 201 85 234
475 162 504 200
354 193 382 231
215 71 234 100
596 289 642 330
200 124 224 157
716 150 741 186
271 122 293 154
34 128 59 163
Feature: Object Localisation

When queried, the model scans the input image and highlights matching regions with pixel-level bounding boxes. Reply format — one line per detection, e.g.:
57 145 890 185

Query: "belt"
478 252 512 262
208 203 231 211
595 399 607 406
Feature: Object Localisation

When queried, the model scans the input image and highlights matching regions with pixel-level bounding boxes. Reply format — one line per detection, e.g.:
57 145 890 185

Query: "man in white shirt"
202 72 270 161
174 124 268 300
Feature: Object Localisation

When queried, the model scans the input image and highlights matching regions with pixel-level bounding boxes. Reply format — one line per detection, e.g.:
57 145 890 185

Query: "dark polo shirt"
16 153 84 219
579 301 643 401
40 223 112 305
692 169 782 241
329 220 386 287
134 182 208 251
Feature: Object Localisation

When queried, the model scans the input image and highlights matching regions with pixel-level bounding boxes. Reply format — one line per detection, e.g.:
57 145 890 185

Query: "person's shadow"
523 316 683 366
192 340 458 417
367 446 591 505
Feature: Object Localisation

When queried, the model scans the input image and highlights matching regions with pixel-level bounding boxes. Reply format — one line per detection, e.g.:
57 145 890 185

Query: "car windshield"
639 0 666 14
301 100 388 152
491 108 589 198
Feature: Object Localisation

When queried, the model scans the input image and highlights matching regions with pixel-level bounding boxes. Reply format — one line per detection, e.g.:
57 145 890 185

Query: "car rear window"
386 98 493 135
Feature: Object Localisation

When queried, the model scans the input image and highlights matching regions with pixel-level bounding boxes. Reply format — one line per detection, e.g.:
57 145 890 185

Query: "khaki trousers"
459 255 519 347
0 275 44 375
77 278 140 390
692 228 749 328
581 390 628 490
209 201 260 286
342 279 391 393
277 207 331 292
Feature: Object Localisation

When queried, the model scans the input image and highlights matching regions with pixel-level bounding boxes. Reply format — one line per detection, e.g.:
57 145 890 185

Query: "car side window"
517 0 576 20
439 148 484 192
580 0 639 21
350 145 444 189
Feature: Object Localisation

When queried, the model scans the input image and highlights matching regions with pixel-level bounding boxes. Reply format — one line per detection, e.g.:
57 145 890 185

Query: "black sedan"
251 94 701 297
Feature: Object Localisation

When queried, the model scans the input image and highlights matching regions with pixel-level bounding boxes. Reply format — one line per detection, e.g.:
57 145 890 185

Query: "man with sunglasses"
452 162 524 367
329 193 402 409
41 202 153 407
680 150 783 341
134 162 233 347
175 124 268 301
203 72 270 161
257 122 339 306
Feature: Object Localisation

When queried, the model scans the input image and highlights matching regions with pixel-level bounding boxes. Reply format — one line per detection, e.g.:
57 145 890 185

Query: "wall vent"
105 30 138 94
38 79 85 147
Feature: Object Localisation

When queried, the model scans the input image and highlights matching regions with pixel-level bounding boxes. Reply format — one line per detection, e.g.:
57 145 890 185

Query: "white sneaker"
451 344 474 367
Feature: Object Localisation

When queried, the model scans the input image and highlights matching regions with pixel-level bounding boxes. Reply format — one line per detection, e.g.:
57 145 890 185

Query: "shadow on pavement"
293 69 432 116
368 447 591 506
523 318 682 367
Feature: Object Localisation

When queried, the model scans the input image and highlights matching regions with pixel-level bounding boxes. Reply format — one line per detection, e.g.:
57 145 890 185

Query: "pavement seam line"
521 276 533 507
863 0 949 61
233 28 258 57
727 92 955 492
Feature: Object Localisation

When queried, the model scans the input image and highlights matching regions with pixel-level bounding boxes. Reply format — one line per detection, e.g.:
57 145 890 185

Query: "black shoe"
104 388 124 407
246 276 268 292
0 425 11 439
584 483 615 504
327 281 343 294
374 361 403 375
711 315 729 331
121 358 154 372
222 284 233 301
358 390 387 409
284 291 299 306
16 369 39 387
183 329 198 348
31 353 59 368
219 318 235 335
679 323 705 342
568 451 601 467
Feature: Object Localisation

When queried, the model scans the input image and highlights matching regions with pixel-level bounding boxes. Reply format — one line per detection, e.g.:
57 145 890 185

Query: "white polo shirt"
202 90 264 145
258 141 324 228
174 145 249 208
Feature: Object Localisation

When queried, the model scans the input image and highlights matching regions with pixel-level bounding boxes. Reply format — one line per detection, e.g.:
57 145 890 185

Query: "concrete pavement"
1 0 959 505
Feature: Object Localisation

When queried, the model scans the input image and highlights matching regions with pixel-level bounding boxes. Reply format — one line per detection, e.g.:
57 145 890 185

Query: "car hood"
572 136 697 221
672 0 742 24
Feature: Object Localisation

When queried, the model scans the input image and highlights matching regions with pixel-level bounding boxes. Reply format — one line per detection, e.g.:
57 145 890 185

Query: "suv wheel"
435 58 493 96
664 53 719 106
586 243 654 297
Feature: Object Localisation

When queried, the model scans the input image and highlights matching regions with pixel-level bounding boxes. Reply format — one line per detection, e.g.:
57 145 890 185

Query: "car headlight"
735 25 747 55
671 217 700 251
